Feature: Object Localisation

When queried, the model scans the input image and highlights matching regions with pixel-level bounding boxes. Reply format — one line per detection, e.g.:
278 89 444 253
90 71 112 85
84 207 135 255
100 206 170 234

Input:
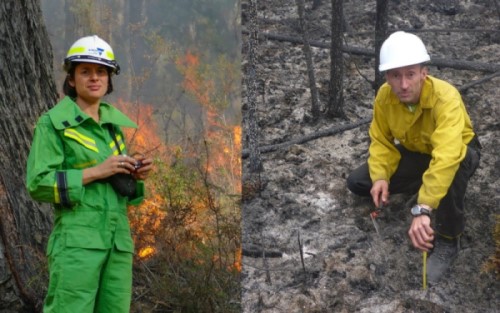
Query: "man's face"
385 64 427 104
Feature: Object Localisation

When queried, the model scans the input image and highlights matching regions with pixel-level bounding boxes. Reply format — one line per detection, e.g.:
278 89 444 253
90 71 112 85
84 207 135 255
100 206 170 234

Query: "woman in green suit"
26 35 153 312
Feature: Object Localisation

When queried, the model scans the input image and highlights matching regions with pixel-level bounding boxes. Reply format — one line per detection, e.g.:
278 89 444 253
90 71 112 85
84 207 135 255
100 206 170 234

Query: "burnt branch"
458 70 500 92
241 117 371 158
242 248 283 258
298 231 306 274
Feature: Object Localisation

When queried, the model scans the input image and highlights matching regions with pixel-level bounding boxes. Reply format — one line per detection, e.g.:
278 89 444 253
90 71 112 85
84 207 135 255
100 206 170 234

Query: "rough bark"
0 0 57 311
326 0 345 118
243 0 263 172
374 0 389 90
296 0 321 121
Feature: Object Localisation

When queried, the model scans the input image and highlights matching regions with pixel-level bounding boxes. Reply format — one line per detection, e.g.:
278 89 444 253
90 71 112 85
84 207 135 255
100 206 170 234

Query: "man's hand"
408 215 434 252
370 180 389 208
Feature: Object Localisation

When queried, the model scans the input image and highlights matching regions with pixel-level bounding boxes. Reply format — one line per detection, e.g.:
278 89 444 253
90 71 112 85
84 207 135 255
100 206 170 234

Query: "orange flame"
116 50 241 272
138 246 156 259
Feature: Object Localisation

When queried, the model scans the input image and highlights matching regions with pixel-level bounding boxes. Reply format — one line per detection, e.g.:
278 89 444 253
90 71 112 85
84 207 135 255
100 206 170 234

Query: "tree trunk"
374 0 389 90
243 0 263 173
296 0 321 121
326 0 345 118
0 0 57 311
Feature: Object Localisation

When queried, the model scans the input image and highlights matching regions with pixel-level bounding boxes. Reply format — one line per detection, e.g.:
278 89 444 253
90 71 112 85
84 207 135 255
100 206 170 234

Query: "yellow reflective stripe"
67 47 86 56
54 181 60 204
117 134 126 152
109 140 120 156
109 134 126 155
64 129 99 152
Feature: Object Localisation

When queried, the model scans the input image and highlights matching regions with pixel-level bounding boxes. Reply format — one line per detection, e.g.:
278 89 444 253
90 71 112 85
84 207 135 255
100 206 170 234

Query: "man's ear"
421 66 428 77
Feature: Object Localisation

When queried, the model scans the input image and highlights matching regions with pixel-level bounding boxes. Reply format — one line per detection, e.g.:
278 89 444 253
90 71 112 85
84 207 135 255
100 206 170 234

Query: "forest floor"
241 0 499 312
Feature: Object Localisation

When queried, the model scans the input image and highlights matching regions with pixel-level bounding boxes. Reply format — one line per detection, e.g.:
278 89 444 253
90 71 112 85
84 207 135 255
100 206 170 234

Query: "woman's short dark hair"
62 62 114 97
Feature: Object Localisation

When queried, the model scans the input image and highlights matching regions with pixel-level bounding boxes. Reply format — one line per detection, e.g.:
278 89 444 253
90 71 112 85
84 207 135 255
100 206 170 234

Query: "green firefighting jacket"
368 75 475 209
26 96 144 254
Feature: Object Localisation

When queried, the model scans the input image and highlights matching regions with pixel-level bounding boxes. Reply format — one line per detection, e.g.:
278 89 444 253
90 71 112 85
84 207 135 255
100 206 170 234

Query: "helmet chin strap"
110 61 120 75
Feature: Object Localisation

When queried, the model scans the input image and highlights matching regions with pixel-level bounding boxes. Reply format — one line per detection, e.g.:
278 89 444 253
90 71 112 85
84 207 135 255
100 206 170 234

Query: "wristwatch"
411 204 431 217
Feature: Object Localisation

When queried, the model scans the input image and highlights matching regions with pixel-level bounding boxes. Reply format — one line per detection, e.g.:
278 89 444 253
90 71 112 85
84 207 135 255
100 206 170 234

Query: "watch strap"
411 204 431 217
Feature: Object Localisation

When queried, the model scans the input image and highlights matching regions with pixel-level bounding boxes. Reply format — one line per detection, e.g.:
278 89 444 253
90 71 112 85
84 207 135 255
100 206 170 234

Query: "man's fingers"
381 189 388 206
423 224 434 237
409 217 435 252
417 229 434 251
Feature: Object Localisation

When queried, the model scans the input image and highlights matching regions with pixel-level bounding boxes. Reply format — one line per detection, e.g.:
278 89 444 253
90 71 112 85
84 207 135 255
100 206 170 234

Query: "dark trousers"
346 144 480 237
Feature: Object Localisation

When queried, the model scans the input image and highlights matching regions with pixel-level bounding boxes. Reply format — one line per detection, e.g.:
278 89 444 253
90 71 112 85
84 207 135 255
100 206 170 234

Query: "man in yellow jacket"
347 31 480 284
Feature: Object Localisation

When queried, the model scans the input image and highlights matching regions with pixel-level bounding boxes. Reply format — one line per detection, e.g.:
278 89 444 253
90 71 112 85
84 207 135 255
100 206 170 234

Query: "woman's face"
69 62 109 104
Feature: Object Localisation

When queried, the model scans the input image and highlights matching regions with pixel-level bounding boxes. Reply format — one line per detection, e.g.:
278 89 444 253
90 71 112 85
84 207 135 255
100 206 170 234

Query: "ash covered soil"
241 1 499 312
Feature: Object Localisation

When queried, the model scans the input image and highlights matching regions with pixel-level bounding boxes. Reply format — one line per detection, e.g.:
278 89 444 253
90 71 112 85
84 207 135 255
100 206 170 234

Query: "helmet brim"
379 56 430 72
64 55 120 74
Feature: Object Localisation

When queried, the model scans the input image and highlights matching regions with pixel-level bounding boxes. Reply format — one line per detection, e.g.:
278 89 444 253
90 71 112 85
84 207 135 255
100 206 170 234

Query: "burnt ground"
241 1 500 312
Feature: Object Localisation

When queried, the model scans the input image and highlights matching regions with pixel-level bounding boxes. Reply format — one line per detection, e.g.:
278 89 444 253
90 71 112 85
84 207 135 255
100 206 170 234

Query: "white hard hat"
63 35 120 74
379 31 430 72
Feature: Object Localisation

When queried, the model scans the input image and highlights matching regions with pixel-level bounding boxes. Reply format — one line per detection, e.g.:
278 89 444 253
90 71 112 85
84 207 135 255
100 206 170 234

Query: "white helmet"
379 31 430 72
64 35 120 74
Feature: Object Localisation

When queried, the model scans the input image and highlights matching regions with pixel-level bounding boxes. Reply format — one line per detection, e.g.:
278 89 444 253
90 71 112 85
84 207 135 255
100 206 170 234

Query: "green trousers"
43 236 133 313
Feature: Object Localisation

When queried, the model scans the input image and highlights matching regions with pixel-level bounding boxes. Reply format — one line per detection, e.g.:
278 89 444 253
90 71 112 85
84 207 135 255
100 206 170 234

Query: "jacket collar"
48 96 137 130
417 76 434 109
